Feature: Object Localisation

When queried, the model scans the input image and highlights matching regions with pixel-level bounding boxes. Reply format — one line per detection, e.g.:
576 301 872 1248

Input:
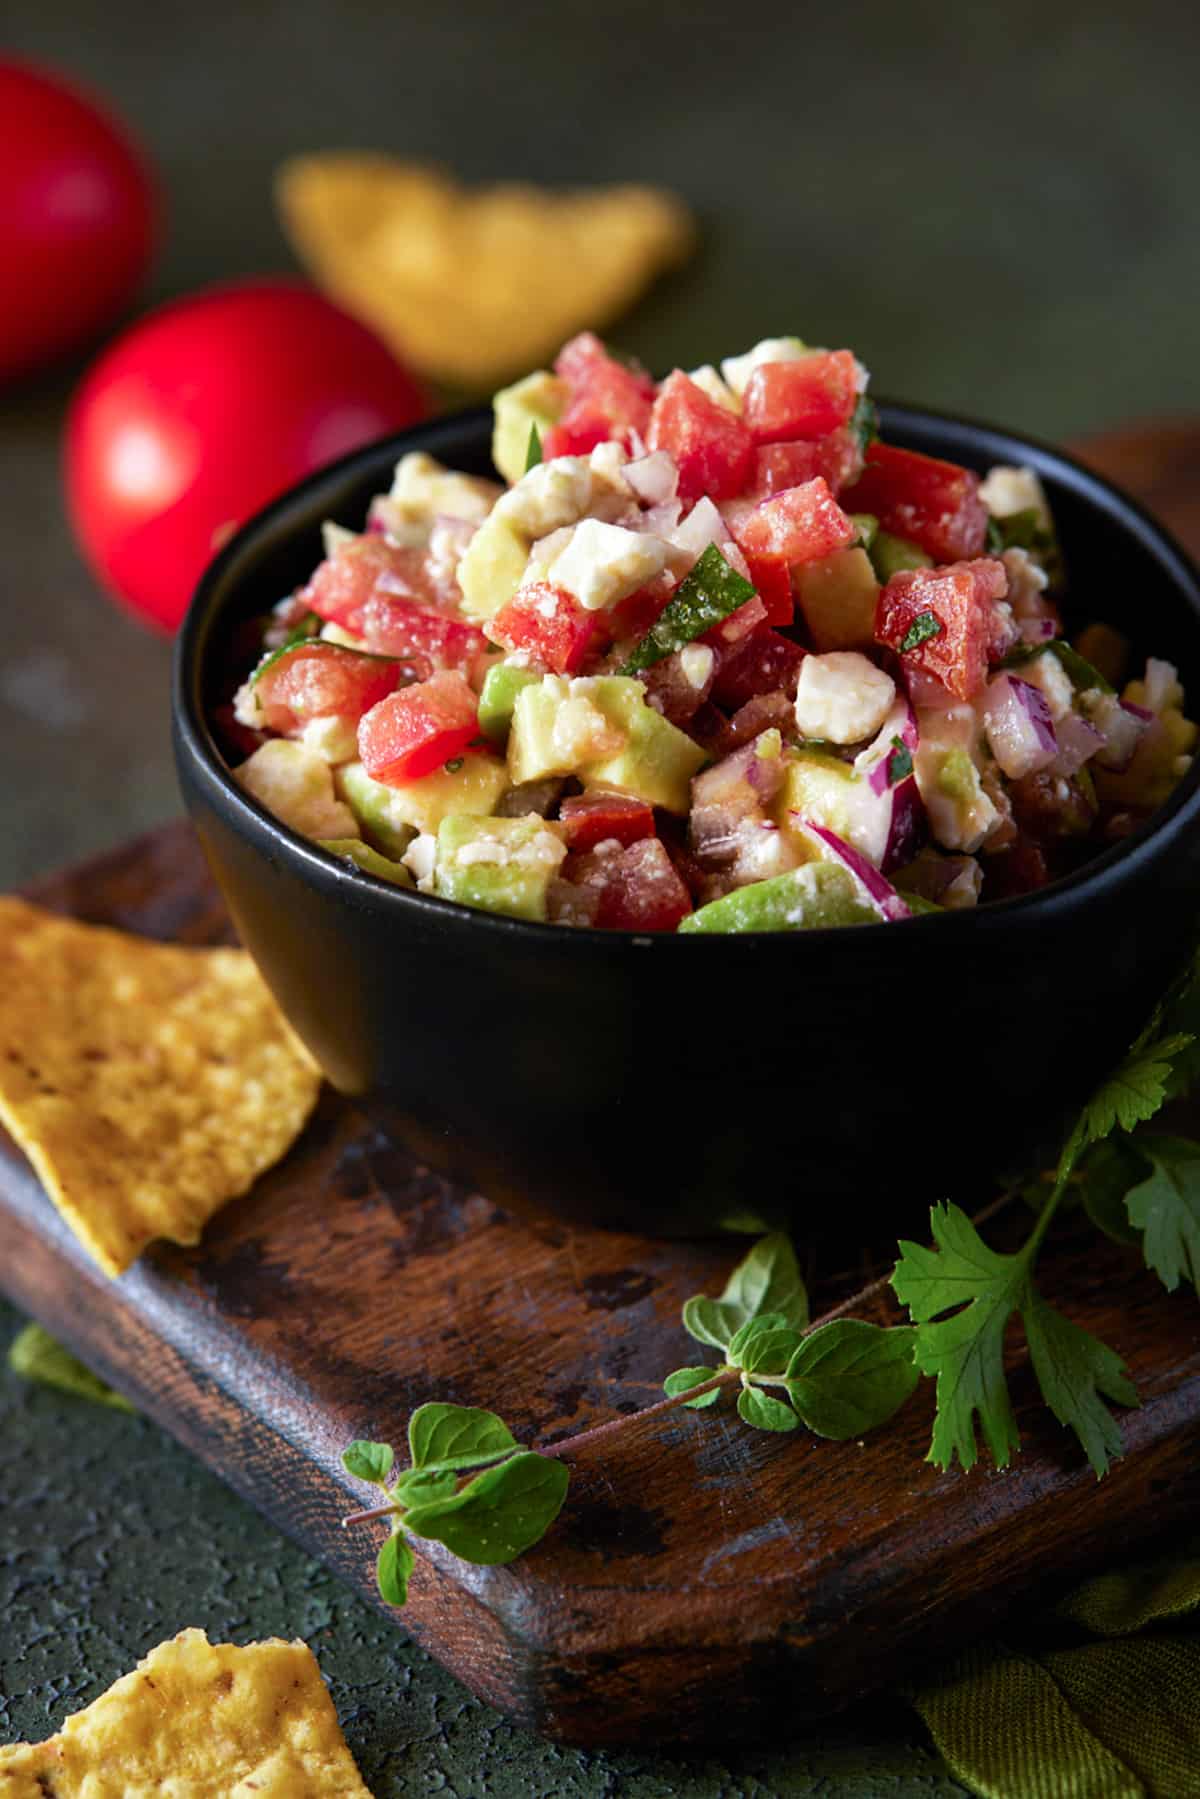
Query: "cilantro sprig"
342 949 1200 1604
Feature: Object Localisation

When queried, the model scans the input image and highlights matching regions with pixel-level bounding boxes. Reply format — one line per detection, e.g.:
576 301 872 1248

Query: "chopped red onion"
1051 710 1105 777
625 450 678 506
795 821 912 921
983 673 1057 777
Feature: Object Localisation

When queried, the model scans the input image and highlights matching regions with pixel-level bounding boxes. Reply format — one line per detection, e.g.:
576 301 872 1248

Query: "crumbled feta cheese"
721 337 811 396
232 679 263 730
1001 547 1049 618
1135 657 1185 716
979 464 1052 528
496 458 597 538
403 832 438 891
793 652 895 745
389 451 500 524
1021 650 1074 721
688 364 741 412
321 520 357 560
300 714 359 764
525 525 575 577
549 518 669 612
680 644 715 690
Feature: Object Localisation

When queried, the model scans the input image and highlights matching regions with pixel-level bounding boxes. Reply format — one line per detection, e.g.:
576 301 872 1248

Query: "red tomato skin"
543 332 655 458
65 280 427 631
254 642 400 733
875 558 1008 701
357 671 479 785
749 441 821 496
647 371 756 503
843 443 988 563
559 792 656 851
732 478 856 565
594 839 692 931
488 583 598 674
304 536 435 629
741 352 860 444
742 550 793 627
0 60 156 385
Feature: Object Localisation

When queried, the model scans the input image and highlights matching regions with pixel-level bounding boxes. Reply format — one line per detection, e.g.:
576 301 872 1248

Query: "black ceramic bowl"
174 405 1200 1239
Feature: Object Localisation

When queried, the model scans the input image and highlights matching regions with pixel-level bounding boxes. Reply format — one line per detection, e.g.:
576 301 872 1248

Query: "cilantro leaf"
525 423 543 472
736 1387 799 1432
888 737 914 784
377 1529 414 1606
619 544 756 676
342 1439 395 1484
1124 1134 1200 1293
900 611 943 654
404 1450 569 1564
892 1205 1023 1472
1076 1138 1147 1247
1022 1293 1136 1477
407 1402 520 1473
785 1321 920 1440
663 1367 723 1409
1078 1034 1192 1144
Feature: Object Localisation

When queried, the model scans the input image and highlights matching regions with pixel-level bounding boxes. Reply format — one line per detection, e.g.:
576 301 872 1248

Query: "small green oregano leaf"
342 1439 395 1484
681 1295 742 1350
404 1451 569 1564
663 1367 723 1409
377 1529 414 1606
407 1402 520 1473
1124 1135 1200 1293
785 1321 920 1440
720 1233 809 1331
731 1319 804 1376
736 1386 798 1432
393 1468 458 1508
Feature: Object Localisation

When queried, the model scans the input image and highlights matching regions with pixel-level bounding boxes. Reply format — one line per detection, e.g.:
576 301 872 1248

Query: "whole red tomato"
65 280 428 630
0 60 156 385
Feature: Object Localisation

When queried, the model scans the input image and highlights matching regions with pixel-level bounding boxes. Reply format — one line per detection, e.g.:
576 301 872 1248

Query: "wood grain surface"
1 427 1198 1747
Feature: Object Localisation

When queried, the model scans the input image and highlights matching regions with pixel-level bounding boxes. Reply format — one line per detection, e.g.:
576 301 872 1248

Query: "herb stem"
538 1368 741 1459
342 1500 399 1528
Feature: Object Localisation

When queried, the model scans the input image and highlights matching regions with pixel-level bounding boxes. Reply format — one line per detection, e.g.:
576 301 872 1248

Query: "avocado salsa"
225 333 1196 932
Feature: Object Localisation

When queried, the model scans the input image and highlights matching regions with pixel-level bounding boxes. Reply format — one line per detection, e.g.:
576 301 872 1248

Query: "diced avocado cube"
774 749 858 836
507 675 706 813
678 862 878 933
478 663 540 745
456 512 530 621
894 889 942 916
492 371 568 485
337 754 510 845
318 839 413 885
583 678 707 814
793 547 879 651
868 531 933 582
236 739 360 843
435 814 566 922
850 512 878 549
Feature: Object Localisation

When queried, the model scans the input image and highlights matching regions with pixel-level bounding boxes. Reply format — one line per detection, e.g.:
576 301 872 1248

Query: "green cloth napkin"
908 1533 1200 1797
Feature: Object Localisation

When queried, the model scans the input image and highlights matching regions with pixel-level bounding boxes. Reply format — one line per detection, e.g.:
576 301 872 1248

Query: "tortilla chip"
0 1628 370 1796
276 153 696 389
0 899 320 1277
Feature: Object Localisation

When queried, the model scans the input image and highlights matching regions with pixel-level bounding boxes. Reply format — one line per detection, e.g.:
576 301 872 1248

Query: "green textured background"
1 1 1198 1787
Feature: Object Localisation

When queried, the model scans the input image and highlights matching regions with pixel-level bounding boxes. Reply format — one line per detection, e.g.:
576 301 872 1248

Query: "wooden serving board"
3 821 1200 1748
3 427 1200 1748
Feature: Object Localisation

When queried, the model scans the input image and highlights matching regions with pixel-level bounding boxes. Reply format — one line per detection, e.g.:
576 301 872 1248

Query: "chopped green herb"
850 393 879 453
889 737 914 784
619 544 756 675
342 1439 394 1484
8 1322 133 1411
525 423 544 472
250 612 321 683
900 611 943 654
1000 639 1114 695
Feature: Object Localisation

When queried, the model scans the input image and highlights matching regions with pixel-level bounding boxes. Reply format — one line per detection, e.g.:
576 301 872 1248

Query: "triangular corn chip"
0 899 320 1276
276 153 696 389
0 1628 370 1795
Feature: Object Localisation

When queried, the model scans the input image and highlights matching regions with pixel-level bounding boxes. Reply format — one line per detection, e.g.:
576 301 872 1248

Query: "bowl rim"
174 398 1200 950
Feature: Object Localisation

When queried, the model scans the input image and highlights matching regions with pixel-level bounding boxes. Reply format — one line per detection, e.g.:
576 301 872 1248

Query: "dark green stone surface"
2 3 1197 1786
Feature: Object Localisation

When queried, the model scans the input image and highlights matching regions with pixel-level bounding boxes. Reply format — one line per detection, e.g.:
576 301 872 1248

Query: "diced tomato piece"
568 838 692 931
749 441 821 496
647 371 756 503
358 670 480 785
607 576 675 647
984 833 1050 898
711 626 806 709
559 791 656 852
742 352 861 445
543 332 655 457
875 558 1008 701
702 592 768 648
732 478 856 567
712 690 797 755
303 535 435 631
254 641 400 734
488 583 598 674
843 443 988 563
355 592 491 681
742 550 793 627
